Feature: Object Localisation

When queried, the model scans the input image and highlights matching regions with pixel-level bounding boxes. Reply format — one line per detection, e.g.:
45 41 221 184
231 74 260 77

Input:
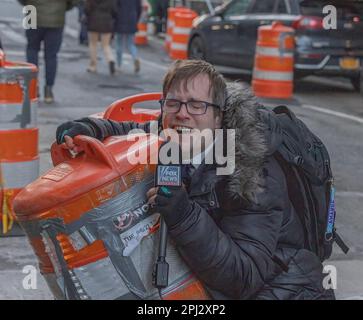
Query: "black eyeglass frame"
159 99 221 115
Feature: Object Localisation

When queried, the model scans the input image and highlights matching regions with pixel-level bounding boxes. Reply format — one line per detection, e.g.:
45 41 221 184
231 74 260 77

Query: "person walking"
18 0 79 104
84 0 117 75
114 0 141 74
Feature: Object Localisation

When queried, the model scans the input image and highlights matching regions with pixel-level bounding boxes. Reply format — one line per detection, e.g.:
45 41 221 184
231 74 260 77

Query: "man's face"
162 74 222 159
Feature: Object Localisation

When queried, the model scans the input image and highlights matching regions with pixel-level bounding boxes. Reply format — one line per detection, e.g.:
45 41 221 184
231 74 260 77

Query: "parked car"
188 0 363 92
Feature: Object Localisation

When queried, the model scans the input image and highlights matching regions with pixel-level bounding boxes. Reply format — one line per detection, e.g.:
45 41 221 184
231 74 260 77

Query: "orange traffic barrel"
135 23 148 45
0 50 39 235
13 93 210 300
135 4 149 46
252 21 295 99
170 10 198 60
165 7 192 53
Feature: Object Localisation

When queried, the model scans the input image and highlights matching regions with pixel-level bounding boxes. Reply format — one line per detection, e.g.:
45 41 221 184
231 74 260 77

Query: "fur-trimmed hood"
221 82 279 202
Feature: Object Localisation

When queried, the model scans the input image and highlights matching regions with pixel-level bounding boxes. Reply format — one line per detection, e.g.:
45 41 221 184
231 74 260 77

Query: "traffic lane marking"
301 104 363 125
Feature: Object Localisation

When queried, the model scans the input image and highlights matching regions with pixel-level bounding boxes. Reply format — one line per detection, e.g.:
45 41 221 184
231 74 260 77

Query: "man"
56 60 335 300
18 0 80 103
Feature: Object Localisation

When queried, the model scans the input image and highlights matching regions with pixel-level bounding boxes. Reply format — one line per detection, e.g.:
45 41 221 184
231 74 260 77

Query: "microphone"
152 140 182 292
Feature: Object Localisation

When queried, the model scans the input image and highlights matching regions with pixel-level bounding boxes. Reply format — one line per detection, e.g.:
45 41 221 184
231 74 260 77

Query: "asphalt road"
0 0 362 300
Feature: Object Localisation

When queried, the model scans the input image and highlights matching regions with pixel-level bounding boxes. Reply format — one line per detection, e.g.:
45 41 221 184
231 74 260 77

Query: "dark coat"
85 0 117 33
75 83 336 300
17 0 79 28
114 0 142 34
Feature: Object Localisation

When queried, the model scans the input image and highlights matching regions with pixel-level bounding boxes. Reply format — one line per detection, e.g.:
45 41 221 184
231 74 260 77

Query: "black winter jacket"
85 0 117 33
114 0 142 34
71 83 335 300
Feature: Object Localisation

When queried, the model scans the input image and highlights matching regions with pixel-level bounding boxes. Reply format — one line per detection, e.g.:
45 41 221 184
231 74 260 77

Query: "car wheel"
188 36 206 61
350 74 362 93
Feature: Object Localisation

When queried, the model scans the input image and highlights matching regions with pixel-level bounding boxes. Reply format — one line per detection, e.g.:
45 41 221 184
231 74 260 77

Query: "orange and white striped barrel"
135 23 148 46
170 10 198 60
252 21 295 99
0 50 39 235
165 7 191 53
165 7 178 53
135 4 149 46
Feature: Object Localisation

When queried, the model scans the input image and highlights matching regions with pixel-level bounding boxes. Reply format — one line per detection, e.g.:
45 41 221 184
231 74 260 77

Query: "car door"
208 0 253 67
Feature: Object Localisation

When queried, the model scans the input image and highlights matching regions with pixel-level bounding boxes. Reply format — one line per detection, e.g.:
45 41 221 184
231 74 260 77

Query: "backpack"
270 105 349 262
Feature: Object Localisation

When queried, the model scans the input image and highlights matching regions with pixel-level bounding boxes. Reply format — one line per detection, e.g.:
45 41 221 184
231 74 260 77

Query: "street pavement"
1 0 363 300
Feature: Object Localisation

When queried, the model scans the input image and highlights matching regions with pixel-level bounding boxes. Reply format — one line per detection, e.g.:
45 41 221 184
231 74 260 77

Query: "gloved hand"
147 186 194 228
56 120 96 145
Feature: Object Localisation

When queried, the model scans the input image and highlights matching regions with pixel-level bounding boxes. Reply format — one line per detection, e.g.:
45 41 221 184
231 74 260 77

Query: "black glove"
56 120 96 144
153 186 194 228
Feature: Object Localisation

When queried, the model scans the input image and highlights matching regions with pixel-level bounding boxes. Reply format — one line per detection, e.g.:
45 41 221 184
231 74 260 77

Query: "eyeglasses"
159 99 221 115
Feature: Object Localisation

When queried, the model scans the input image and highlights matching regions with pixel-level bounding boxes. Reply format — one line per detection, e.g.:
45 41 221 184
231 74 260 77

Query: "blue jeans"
26 27 63 87
115 33 138 67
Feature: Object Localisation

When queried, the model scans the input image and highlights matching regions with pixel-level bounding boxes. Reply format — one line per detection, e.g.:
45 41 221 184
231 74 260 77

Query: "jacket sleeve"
76 117 160 140
167 157 286 299
136 0 142 21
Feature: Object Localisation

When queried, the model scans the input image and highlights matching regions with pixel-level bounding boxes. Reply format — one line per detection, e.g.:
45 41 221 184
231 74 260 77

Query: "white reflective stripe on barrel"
172 27 191 35
170 42 188 51
0 159 39 189
256 46 293 58
136 31 147 37
253 69 293 81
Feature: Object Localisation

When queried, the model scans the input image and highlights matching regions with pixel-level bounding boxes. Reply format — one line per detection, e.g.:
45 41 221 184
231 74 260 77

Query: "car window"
250 0 277 13
299 0 363 19
224 0 252 18
276 0 288 14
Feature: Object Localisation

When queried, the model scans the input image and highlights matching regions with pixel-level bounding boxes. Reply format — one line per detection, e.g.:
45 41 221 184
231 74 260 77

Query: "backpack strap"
334 231 350 254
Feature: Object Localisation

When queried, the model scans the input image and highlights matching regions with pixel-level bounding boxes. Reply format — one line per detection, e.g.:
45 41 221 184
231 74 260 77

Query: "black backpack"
270 105 349 262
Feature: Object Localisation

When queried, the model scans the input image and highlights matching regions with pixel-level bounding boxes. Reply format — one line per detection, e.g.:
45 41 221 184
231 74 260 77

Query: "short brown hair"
162 60 227 111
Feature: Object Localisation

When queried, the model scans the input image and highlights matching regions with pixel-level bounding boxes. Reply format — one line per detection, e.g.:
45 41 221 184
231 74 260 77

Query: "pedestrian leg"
115 33 124 69
43 27 63 103
127 34 140 74
25 28 44 68
78 4 88 45
101 33 115 75
87 32 98 73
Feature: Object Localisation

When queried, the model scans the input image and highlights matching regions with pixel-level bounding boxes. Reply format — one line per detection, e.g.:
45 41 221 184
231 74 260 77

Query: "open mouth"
173 126 193 134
